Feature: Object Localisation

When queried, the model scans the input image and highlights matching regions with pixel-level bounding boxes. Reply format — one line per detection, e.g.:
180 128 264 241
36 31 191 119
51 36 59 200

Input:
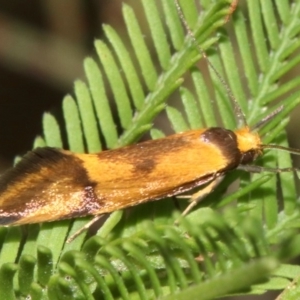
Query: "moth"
0 0 298 242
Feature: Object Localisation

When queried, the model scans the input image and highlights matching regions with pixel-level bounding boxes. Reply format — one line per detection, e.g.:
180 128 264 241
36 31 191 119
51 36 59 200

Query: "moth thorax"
235 127 262 164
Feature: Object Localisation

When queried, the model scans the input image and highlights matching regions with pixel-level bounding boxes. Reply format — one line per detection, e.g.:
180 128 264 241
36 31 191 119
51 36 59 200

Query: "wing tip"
0 147 65 193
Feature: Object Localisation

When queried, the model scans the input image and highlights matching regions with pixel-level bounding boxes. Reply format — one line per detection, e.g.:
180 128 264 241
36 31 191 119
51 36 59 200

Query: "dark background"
0 0 128 169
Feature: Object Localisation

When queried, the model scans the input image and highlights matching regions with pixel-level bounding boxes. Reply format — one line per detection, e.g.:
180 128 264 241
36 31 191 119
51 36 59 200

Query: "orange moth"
0 0 298 241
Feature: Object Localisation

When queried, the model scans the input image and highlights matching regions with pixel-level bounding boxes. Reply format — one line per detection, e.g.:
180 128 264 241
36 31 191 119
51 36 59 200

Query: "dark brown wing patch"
0 147 99 224
0 147 62 194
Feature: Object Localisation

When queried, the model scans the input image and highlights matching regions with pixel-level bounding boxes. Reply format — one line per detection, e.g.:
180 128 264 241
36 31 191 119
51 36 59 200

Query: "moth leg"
237 164 298 173
181 176 224 217
66 214 104 243
176 195 191 199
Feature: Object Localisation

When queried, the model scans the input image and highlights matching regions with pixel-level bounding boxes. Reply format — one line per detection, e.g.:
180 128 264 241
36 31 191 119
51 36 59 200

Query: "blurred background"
0 0 129 169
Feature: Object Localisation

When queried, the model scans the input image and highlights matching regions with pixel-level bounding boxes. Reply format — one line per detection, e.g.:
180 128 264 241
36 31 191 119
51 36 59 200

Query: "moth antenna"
261 144 300 156
253 106 300 156
173 0 247 127
251 105 284 131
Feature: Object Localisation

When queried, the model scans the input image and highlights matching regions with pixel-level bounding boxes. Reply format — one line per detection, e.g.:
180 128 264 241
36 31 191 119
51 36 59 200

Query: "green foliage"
1 0 300 299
